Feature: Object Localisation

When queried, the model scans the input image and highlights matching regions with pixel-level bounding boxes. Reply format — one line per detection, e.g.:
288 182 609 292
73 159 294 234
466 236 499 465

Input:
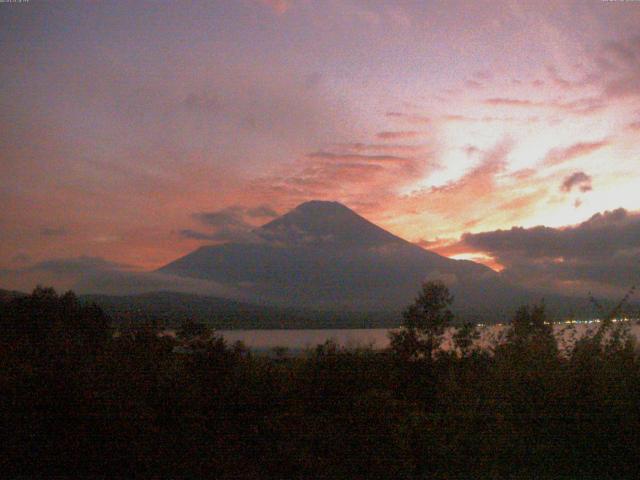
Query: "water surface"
217 322 640 352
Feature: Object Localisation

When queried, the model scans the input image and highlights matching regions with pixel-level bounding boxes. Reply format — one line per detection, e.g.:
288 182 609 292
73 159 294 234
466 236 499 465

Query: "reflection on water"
217 322 640 352
218 328 391 351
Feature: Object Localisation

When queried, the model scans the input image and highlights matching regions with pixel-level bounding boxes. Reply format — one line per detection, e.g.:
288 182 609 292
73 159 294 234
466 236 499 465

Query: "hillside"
81 291 397 329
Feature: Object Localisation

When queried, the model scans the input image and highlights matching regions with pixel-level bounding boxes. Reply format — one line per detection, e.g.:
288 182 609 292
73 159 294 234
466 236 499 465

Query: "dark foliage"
390 281 454 361
2 284 640 479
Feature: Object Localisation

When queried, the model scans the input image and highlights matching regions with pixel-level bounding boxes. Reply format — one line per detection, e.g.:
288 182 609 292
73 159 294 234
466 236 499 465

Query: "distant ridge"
3 287 633 329
82 291 396 329
0 289 26 303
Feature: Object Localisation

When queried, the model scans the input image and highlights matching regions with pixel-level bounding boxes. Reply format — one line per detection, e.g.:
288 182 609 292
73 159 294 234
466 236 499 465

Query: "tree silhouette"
390 280 454 361
452 321 479 357
0 285 110 356
504 303 557 359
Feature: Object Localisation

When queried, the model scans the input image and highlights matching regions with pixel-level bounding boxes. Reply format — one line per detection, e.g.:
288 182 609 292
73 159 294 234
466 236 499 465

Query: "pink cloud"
484 94 605 116
545 65 573 89
249 143 436 219
334 143 426 156
484 98 542 107
465 79 483 89
542 140 609 167
385 112 431 125
306 151 411 165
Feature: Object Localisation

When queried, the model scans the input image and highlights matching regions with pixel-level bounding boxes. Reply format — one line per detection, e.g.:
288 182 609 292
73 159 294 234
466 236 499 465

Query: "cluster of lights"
474 318 636 328
561 318 632 325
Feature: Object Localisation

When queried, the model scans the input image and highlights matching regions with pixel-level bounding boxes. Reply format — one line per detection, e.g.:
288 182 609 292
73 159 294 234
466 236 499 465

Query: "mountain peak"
294 200 352 214
256 200 402 246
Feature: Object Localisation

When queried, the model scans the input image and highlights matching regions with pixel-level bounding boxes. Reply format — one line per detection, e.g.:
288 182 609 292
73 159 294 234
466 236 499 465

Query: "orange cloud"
414 238 503 271
306 151 412 165
386 142 552 246
542 140 609 167
375 131 423 140
249 146 436 220
442 114 470 121
335 143 426 156
415 237 465 256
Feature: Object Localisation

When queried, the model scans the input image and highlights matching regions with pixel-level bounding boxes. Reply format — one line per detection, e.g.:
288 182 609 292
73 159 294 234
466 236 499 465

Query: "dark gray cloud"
179 229 220 241
598 36 640 100
561 171 592 193
246 205 278 218
193 207 246 228
31 256 131 275
193 204 277 225
459 208 640 296
11 253 30 264
180 228 260 243
184 205 277 244
79 270 238 297
18 255 238 296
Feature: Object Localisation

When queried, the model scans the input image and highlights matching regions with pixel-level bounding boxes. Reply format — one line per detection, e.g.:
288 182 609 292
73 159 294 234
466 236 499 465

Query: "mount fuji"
159 201 533 321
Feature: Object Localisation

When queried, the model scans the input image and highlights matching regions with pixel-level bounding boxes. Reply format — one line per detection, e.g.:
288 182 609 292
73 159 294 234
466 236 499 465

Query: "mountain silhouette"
159 201 533 321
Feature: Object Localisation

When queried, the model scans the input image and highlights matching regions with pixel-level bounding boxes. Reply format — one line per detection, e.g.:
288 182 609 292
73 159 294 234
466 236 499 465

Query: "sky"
1 0 639 297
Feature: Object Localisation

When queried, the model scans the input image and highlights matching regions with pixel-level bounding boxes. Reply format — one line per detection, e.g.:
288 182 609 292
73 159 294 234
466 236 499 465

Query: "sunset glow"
1 0 639 295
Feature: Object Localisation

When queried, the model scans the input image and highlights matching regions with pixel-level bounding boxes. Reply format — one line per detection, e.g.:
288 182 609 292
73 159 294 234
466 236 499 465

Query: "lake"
216 320 640 352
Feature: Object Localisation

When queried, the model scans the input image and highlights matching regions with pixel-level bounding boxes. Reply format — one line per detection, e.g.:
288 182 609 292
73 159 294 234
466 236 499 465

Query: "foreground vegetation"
1 284 639 479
